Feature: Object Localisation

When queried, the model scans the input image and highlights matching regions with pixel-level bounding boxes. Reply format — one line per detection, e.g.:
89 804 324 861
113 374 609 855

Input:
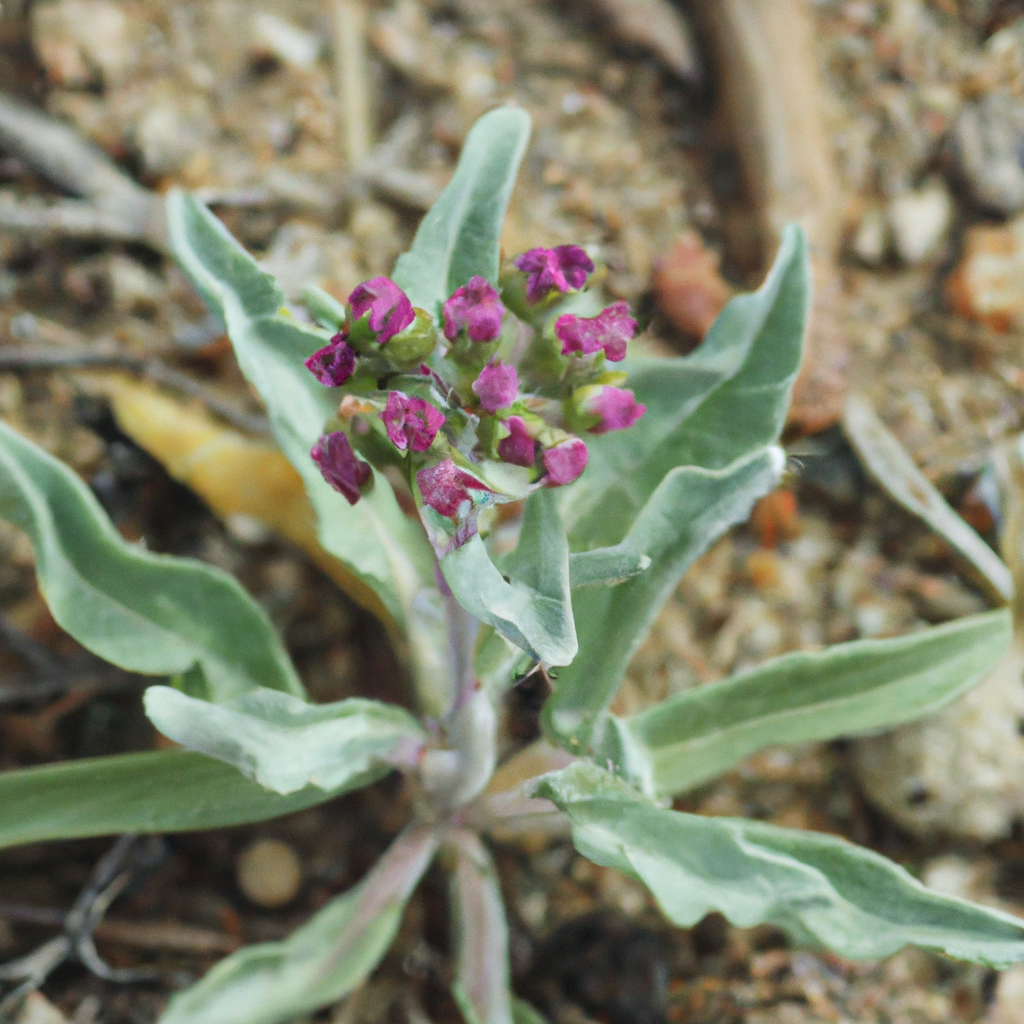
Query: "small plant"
1 107 1022 1023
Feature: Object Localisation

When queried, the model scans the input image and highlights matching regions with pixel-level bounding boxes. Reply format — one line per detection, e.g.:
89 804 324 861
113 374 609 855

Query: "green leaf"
441 489 576 665
534 761 1024 968
144 686 425 794
166 191 449 713
392 107 531 315
562 225 809 550
546 447 784 748
0 419 302 702
601 608 1012 797
568 543 650 588
0 751 366 850
450 830 513 1024
511 1001 550 1024
159 825 440 1024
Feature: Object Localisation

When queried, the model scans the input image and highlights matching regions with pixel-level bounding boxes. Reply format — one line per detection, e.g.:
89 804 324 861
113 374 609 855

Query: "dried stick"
333 0 373 169
0 92 163 247
0 836 164 1016
0 345 269 435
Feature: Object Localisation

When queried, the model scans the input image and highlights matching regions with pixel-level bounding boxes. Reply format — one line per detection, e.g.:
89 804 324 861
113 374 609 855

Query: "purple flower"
417 459 492 518
497 416 537 467
348 276 415 345
555 301 637 362
311 432 371 505
472 362 519 413
581 386 646 434
304 332 356 386
443 276 506 342
543 437 589 486
382 391 445 453
514 245 594 304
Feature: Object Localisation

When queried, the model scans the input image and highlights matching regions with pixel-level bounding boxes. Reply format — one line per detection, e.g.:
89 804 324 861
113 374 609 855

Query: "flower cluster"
303 248 645 550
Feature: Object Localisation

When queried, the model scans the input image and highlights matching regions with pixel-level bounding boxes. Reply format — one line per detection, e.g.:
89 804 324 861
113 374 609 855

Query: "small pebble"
947 215 1024 331
888 179 952 265
236 837 303 908
850 204 889 265
952 92 1024 215
988 963 1024 1024
15 993 68 1024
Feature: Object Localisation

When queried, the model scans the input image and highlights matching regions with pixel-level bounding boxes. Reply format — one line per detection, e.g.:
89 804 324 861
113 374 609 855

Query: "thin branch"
0 92 163 247
0 836 164 1016
0 345 269 435
333 0 373 169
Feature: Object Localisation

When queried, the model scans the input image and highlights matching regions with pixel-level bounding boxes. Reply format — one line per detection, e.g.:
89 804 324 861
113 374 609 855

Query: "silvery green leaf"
441 489 576 665
534 761 1024 967
450 830 513 1024
562 225 809 550
568 543 650 588
166 191 449 713
0 751 361 850
546 447 784 748
392 107 531 315
144 686 424 794
599 608 1011 798
158 825 439 1024
0 419 302 702
511 1001 550 1024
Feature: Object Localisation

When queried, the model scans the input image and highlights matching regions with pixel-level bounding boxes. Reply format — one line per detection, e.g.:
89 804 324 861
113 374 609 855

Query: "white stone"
888 179 953 265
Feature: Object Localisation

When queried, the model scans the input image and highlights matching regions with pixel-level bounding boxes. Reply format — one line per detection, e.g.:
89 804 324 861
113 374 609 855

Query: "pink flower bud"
543 437 589 486
555 301 637 362
513 245 594 304
304 332 356 386
443 275 506 342
417 459 492 518
497 415 537 467
382 391 446 452
471 362 519 413
348 277 415 345
581 386 646 434
311 432 371 505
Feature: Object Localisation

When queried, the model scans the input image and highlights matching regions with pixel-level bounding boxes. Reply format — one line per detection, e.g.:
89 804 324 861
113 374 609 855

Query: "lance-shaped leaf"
159 824 440 1024
597 608 1012 797
450 830 514 1024
0 419 301 702
392 107 531 315
562 225 809 551
144 686 425 795
546 447 784 748
568 542 650 588
166 192 449 713
441 489 576 665
534 761 1024 968
0 751 367 850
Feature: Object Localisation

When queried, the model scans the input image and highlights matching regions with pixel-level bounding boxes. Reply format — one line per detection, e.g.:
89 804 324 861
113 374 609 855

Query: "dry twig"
0 836 165 1018
0 92 163 247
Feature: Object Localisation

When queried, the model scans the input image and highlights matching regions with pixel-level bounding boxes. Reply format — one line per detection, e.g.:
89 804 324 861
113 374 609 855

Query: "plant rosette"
0 107 1022 1024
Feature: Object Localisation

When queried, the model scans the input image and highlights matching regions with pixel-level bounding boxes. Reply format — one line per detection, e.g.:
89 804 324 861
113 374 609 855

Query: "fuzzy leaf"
0 751 364 850
158 825 439 1024
568 543 650 588
166 191 450 713
145 686 425 794
392 107 531 315
562 225 809 550
601 609 1012 797
441 489 576 665
534 762 1024 968
546 448 784 747
450 830 514 1024
0 419 301 702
